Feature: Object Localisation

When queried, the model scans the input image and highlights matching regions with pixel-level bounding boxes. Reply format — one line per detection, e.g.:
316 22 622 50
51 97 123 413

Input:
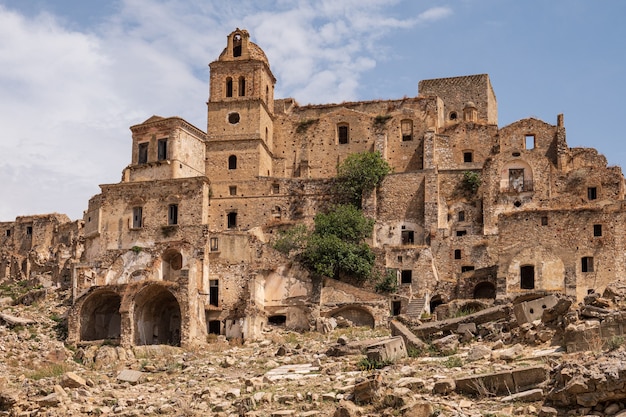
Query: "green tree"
301 204 376 281
335 151 392 207
273 224 309 255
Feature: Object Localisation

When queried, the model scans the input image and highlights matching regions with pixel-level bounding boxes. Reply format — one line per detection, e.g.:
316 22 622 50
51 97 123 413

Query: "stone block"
512 366 549 391
432 379 455 395
502 388 544 402
513 295 558 325
116 369 145 384
61 372 86 388
366 336 407 363
390 320 427 352
353 374 382 404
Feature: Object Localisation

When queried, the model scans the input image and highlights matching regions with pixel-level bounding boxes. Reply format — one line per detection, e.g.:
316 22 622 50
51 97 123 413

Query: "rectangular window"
525 134 535 149
401 230 414 245
463 152 473 163
210 237 219 251
229 186 237 196
168 204 178 225
588 187 597 200
454 249 462 259
520 265 535 289
401 120 413 141
593 224 602 237
138 142 149 164
26 226 32 235
582 257 594 273
157 139 168 161
461 265 475 273
397 255 402 263
509 168 525 192
227 212 237 229
541 216 548 226
338 125 349 144
458 211 465 222
456 230 467 237
209 280 219 306
272 183 280 194
401 270 412 284
132 207 143 228
5 230 10 237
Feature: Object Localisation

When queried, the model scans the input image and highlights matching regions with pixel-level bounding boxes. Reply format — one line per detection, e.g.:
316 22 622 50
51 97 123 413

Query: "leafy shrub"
374 269 398 293
335 151 392 207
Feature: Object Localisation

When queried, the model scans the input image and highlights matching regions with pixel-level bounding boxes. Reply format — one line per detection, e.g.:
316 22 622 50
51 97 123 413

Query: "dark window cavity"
229 186 237 196
541 216 548 226
228 112 240 124
138 142 149 164
238 76 245 97
157 139 167 161
227 212 237 229
582 257 594 273
463 152 473 163
338 124 349 144
458 211 465 222
520 265 535 289
26 226 32 236
454 249 462 259
461 265 475 273
210 237 219 251
401 270 412 284
209 279 219 306
228 155 237 170
401 230 414 245
588 187 597 200
226 77 233 97
456 230 467 237
233 33 242 57
168 204 178 225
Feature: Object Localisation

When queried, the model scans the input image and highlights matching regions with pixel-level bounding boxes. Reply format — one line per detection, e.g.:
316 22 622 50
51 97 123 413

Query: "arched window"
238 76 245 97
265 85 269 103
228 155 237 170
226 77 233 98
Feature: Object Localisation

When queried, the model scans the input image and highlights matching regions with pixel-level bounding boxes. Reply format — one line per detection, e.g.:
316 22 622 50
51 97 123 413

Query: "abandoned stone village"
6 27 626 417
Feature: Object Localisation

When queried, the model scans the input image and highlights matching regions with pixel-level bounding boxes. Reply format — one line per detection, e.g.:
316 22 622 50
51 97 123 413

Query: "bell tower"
206 29 276 180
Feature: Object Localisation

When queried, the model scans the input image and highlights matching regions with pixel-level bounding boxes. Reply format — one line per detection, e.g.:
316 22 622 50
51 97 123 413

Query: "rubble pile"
6 283 626 415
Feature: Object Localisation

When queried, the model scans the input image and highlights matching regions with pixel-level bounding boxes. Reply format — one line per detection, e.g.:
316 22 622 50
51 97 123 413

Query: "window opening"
454 249 462 259
268 315 287 325
228 112 240 124
582 257 594 272
272 183 280 194
272 206 282 219
210 237 219 251
401 119 413 141
138 142 148 164
463 152 473 163
266 85 269 103
5 229 10 237
228 155 237 170
233 33 242 57
26 226 32 236
208 320 221 335
541 216 548 226
337 124 349 144
401 230 414 245
449 111 457 120
168 204 178 225
456 230 467 237
401 270 412 284
209 280 219 306
520 265 535 289
509 168 525 192
238 76 245 97
397 255 402 263
458 211 465 222
525 134 535 149
227 212 237 229
392 301 402 316
132 207 143 228
593 224 602 237
226 77 233 97
157 139 167 161
229 186 237 196
588 187 597 200
461 265 475 273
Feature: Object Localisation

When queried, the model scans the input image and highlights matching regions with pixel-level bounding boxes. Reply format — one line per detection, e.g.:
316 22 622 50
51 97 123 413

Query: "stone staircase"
406 297 426 318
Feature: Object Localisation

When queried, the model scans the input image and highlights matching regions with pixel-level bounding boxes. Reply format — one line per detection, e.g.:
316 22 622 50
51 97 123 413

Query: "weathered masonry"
2 28 623 347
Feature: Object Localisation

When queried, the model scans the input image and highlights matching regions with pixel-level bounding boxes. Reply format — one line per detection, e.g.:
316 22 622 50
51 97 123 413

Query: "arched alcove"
330 306 375 328
134 285 181 346
80 290 122 341
162 249 183 282
473 282 496 299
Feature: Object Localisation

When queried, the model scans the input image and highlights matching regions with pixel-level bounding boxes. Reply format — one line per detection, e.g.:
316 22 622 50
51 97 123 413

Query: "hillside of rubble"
3 281 626 417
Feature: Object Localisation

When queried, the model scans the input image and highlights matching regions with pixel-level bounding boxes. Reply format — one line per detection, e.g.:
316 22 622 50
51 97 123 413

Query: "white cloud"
0 1 452 220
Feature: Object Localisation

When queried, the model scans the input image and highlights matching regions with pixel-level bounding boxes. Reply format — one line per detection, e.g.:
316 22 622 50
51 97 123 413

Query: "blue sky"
0 0 625 220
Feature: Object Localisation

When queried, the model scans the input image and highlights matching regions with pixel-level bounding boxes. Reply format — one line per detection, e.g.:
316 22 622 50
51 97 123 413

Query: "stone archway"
330 305 375 328
473 281 496 299
80 290 122 341
133 285 181 346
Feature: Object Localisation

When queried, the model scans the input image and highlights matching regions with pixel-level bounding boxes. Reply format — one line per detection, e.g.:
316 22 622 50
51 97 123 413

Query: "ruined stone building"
2 28 625 347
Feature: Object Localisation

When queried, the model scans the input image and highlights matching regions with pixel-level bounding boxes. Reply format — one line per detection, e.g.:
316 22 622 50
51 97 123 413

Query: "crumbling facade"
3 28 625 347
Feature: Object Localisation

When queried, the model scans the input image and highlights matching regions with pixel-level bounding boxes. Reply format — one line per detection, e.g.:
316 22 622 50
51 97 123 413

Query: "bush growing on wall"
335 151 392 207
